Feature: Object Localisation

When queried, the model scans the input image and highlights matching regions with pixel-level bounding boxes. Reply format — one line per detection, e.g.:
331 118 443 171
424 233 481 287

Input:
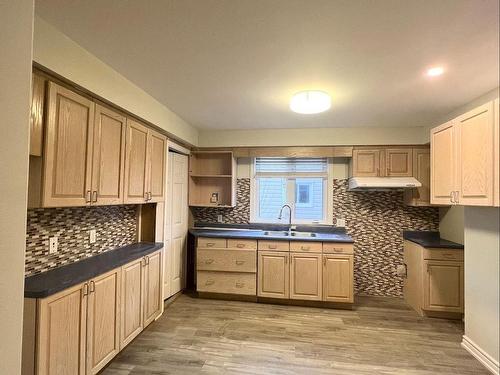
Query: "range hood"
348 177 422 191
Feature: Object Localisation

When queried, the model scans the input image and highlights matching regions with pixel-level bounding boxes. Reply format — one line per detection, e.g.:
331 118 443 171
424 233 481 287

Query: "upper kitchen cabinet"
351 147 412 177
351 149 381 177
42 82 95 207
188 151 236 207
92 104 127 205
404 148 431 206
124 119 166 204
431 100 499 206
29 73 45 156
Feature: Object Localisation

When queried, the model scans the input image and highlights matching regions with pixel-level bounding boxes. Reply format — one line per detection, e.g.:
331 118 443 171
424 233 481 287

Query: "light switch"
89 229 97 244
336 218 346 227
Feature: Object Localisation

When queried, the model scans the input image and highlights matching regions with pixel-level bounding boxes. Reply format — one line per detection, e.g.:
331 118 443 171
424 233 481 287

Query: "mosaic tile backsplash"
192 178 439 297
26 205 138 276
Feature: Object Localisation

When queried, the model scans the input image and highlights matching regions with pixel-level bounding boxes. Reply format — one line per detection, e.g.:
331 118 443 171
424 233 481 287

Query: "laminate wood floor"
102 294 487 375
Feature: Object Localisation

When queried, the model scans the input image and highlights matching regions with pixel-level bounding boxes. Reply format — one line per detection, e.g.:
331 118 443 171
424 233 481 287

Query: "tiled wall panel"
26 205 137 276
191 178 439 297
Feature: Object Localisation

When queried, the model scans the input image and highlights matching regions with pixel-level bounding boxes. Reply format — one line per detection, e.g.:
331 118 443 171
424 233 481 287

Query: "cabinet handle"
323 257 327 266
427 263 431 274
144 192 149 201
333 248 343 253
455 191 460 204
146 256 150 265
205 279 215 286
92 191 98 203
205 259 214 264
85 190 92 203
450 191 455 203
300 246 310 251
89 280 95 293
82 283 89 296
235 260 245 265
236 243 245 248
141 258 146 267
148 192 152 201
235 282 245 288
206 243 215 247
269 244 277 249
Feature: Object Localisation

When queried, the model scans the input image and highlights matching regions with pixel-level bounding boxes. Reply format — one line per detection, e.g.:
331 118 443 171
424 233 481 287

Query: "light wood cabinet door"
37 282 88 375
120 258 143 349
385 148 412 177
289 253 322 301
86 269 121 375
405 148 431 206
143 251 162 326
456 102 495 206
423 260 463 313
494 98 499 207
352 149 381 177
323 255 354 303
30 73 45 156
257 251 289 299
43 82 95 207
124 119 149 204
431 121 456 205
91 105 126 205
147 130 167 203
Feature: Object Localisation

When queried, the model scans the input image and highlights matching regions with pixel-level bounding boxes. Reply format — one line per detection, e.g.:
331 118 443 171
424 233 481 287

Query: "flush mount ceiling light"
290 90 331 114
426 66 445 77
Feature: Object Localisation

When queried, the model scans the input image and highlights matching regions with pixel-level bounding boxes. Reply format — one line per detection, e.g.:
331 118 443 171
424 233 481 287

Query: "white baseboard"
462 335 499 375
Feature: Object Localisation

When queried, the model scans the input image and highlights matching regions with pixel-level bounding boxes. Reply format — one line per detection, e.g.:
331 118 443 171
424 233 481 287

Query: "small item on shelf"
210 192 219 204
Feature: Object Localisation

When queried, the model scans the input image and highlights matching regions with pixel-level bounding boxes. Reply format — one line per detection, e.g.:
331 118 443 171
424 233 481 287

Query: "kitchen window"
250 157 331 224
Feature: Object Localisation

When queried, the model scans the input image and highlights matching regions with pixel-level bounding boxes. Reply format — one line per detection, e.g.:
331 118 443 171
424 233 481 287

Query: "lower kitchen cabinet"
403 240 464 317
143 251 163 326
86 269 121 375
120 258 144 348
36 282 88 375
423 260 463 313
323 254 354 303
289 253 322 301
22 250 163 375
257 251 289 299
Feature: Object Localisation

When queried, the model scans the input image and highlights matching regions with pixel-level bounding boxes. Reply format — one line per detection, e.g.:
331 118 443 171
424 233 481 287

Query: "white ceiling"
35 0 499 130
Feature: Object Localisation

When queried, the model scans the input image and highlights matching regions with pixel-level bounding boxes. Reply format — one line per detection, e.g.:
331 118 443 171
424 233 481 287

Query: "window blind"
255 157 327 173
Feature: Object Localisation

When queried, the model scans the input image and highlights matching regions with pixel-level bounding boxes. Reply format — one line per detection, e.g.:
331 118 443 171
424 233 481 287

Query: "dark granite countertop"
189 223 353 243
403 231 464 249
25 242 163 298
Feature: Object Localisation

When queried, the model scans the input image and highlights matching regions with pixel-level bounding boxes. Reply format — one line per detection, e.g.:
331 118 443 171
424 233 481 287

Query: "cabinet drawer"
197 237 227 248
323 243 354 254
197 271 256 295
197 249 256 272
423 248 464 261
258 240 289 252
289 241 322 253
227 239 257 250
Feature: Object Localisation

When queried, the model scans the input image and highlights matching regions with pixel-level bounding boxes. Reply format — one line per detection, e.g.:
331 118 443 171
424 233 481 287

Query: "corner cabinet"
124 119 166 204
431 100 499 207
22 250 163 375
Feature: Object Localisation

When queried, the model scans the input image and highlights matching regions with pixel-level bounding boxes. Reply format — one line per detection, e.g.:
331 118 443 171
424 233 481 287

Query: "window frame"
250 158 333 225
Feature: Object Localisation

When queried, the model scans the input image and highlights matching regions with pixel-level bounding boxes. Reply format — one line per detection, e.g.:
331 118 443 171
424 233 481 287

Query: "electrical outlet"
49 237 58 254
336 218 346 227
217 215 223 223
89 229 97 244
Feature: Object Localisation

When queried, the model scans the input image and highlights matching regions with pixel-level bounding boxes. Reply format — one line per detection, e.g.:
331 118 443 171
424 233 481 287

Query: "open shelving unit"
188 151 237 207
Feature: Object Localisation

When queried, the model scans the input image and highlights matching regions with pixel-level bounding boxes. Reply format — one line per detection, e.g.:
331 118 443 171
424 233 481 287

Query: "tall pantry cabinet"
431 99 499 206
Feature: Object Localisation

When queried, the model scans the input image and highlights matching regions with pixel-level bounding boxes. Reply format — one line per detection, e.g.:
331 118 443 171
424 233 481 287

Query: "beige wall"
0 1 33 373
33 16 199 146
439 207 464 244
463 207 499 371
199 126 427 147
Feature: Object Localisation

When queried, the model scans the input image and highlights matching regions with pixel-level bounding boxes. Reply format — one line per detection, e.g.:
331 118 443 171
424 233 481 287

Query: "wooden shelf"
189 151 237 207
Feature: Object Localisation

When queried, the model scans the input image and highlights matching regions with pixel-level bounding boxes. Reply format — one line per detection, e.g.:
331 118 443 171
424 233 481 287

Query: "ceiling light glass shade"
426 66 444 77
290 90 331 114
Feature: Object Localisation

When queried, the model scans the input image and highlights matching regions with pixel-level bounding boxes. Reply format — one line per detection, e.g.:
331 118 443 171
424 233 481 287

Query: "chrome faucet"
278 204 293 235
